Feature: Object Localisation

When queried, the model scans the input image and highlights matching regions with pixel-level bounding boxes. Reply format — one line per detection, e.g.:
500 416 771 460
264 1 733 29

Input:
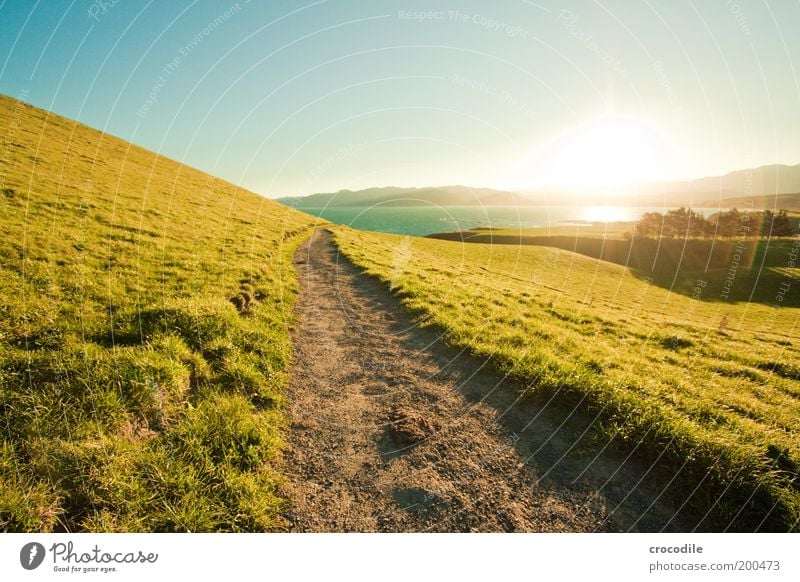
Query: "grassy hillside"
334 227 800 531
430 225 800 307
0 95 321 531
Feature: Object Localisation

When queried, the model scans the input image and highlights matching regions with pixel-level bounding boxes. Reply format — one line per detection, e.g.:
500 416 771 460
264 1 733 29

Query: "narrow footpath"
279 229 684 532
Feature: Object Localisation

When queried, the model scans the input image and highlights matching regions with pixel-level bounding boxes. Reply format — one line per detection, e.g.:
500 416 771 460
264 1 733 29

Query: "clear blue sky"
1 0 798 196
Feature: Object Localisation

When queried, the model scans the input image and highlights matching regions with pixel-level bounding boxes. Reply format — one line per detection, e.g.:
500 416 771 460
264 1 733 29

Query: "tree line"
632 207 798 239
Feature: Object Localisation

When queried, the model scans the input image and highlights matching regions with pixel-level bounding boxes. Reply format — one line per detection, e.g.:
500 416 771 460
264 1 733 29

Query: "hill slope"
0 94 320 531
687 164 800 198
513 165 800 208
333 226 800 530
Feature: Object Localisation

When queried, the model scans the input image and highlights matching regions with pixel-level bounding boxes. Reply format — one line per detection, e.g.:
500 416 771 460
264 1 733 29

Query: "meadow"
334 226 800 531
430 223 800 307
0 95 320 531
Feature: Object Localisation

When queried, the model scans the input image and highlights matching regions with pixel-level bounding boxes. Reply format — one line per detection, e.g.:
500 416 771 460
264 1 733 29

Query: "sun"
520 117 672 189
580 206 632 222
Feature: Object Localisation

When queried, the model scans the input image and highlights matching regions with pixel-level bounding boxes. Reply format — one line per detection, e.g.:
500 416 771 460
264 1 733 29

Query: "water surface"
291 205 723 237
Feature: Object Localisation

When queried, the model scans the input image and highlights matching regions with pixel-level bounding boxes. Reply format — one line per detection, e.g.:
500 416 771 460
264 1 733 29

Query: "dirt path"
279 229 685 532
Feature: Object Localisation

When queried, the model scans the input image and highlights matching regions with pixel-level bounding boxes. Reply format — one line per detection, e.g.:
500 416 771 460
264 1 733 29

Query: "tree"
761 209 774 236
688 208 711 238
716 208 741 238
772 209 797 237
634 211 663 238
663 207 708 239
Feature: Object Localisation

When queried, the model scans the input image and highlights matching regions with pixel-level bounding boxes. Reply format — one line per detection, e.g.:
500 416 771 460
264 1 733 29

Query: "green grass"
450 222 635 240
430 226 800 307
0 94 321 531
334 226 800 531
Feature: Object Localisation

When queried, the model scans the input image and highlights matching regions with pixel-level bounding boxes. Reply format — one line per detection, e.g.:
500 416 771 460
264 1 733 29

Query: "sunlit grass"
334 226 800 531
0 95 320 531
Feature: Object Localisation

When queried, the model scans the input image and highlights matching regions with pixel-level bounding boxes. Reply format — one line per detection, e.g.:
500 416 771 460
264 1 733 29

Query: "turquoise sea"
292 205 723 237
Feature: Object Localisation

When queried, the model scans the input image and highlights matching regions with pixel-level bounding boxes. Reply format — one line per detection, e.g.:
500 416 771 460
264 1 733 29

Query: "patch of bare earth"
279 229 685 532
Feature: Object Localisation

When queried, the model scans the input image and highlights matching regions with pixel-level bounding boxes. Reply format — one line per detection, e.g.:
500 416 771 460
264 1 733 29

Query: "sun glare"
525 117 672 189
580 206 632 223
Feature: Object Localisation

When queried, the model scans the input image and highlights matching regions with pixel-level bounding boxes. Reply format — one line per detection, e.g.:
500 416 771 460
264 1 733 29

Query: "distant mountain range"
278 185 526 209
278 163 800 210
618 163 800 208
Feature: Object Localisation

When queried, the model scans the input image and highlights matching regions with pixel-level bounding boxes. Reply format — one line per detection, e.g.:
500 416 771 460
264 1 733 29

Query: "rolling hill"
522 164 800 208
333 225 800 530
683 163 800 199
0 94 320 531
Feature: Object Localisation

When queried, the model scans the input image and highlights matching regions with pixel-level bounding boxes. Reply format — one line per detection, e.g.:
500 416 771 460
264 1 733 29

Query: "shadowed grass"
429 226 800 307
